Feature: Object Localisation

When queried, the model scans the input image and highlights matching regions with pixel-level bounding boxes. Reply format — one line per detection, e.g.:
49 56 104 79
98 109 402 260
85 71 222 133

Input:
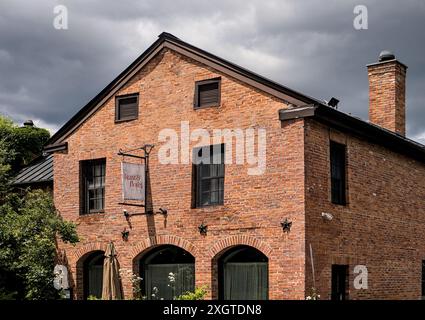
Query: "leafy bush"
176 286 208 300
0 190 79 299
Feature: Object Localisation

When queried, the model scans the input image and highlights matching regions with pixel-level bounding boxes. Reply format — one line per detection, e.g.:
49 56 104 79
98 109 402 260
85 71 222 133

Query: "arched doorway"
83 251 104 299
218 245 268 300
138 245 195 300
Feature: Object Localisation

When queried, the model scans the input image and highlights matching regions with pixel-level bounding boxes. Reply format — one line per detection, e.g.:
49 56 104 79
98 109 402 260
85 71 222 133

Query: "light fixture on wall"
198 223 208 235
121 228 130 241
158 208 168 215
281 218 292 233
321 212 333 221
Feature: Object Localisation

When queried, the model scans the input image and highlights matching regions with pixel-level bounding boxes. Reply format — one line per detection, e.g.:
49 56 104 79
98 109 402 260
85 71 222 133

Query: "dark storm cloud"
0 0 424 142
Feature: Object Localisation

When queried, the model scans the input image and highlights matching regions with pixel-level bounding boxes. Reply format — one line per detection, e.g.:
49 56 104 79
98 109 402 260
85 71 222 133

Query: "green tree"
0 190 79 299
0 139 13 199
0 115 50 172
0 115 78 299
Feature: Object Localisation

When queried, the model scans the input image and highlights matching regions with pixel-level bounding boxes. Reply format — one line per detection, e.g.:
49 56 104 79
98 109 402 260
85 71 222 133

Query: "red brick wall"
54 48 307 300
368 60 407 136
304 119 425 299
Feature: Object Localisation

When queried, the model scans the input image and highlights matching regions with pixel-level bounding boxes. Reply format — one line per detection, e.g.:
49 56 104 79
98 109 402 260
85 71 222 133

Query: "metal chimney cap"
379 50 395 62
23 120 34 127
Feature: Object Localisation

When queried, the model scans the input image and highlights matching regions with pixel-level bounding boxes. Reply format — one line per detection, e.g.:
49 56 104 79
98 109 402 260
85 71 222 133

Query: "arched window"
83 251 104 299
139 245 195 300
219 245 268 300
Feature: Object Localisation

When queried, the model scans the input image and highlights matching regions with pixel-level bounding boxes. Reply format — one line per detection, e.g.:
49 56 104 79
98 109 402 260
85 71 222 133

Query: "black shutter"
199 83 219 106
422 261 425 298
331 265 348 300
116 95 138 121
330 141 347 205
195 79 220 108
191 163 197 209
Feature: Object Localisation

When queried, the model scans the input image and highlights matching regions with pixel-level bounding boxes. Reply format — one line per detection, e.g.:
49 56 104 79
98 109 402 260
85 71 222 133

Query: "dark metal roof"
279 105 425 163
13 155 53 186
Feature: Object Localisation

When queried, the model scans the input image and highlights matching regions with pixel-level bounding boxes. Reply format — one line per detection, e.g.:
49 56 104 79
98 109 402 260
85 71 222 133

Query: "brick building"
45 33 425 300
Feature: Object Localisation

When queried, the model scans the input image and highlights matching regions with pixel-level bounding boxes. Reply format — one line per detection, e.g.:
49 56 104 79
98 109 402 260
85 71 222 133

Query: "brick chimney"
367 50 407 135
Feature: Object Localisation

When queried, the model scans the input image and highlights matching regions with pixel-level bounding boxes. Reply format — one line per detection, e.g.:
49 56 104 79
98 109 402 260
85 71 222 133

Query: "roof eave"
279 104 425 163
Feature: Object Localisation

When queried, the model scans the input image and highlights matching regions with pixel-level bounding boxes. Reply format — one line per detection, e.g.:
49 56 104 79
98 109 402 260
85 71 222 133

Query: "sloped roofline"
279 105 425 163
45 32 320 147
12 154 53 186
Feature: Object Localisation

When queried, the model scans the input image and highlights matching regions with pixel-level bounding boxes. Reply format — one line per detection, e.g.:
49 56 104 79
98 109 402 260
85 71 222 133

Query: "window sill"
330 201 348 207
192 203 224 210
194 104 221 110
115 117 138 124
79 210 105 216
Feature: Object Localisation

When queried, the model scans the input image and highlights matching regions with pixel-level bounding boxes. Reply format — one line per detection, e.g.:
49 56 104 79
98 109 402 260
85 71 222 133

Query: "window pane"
219 178 224 191
201 164 210 178
94 164 101 176
211 179 218 192
146 264 194 300
82 159 106 213
219 189 224 204
224 263 268 300
194 144 224 207
218 164 224 176
201 192 210 206
210 191 219 203
201 180 210 193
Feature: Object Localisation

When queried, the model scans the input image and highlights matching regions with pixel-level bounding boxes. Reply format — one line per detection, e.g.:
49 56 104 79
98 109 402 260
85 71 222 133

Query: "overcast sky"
0 0 424 143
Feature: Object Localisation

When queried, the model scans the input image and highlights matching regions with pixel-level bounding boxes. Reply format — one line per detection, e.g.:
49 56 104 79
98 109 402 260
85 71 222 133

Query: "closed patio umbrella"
102 242 123 300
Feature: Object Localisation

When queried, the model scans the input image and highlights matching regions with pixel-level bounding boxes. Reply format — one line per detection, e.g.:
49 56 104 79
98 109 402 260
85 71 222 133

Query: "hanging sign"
121 162 145 201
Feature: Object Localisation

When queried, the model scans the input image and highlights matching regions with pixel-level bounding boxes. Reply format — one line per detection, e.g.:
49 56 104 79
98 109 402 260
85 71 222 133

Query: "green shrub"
176 286 208 300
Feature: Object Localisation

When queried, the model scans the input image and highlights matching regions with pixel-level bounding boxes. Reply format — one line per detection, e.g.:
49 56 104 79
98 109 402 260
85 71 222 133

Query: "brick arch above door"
208 235 273 260
130 235 198 261
72 242 109 263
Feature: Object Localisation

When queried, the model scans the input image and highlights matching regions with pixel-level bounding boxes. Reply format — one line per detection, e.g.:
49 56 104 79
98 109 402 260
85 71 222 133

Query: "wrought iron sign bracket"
123 208 168 219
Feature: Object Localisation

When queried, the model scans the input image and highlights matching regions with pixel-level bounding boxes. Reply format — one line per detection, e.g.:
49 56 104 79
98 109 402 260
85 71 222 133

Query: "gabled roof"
279 105 425 163
13 155 53 186
44 32 425 164
45 32 320 148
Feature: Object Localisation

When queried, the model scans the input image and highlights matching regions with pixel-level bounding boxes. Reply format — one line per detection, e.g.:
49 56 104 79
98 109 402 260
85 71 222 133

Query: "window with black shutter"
193 144 224 207
330 141 347 205
80 158 106 214
194 78 221 108
115 94 139 122
331 265 348 300
422 260 425 299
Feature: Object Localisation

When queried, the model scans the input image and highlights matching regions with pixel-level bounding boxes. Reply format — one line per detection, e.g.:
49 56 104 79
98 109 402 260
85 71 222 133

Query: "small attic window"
194 78 221 109
115 94 139 122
